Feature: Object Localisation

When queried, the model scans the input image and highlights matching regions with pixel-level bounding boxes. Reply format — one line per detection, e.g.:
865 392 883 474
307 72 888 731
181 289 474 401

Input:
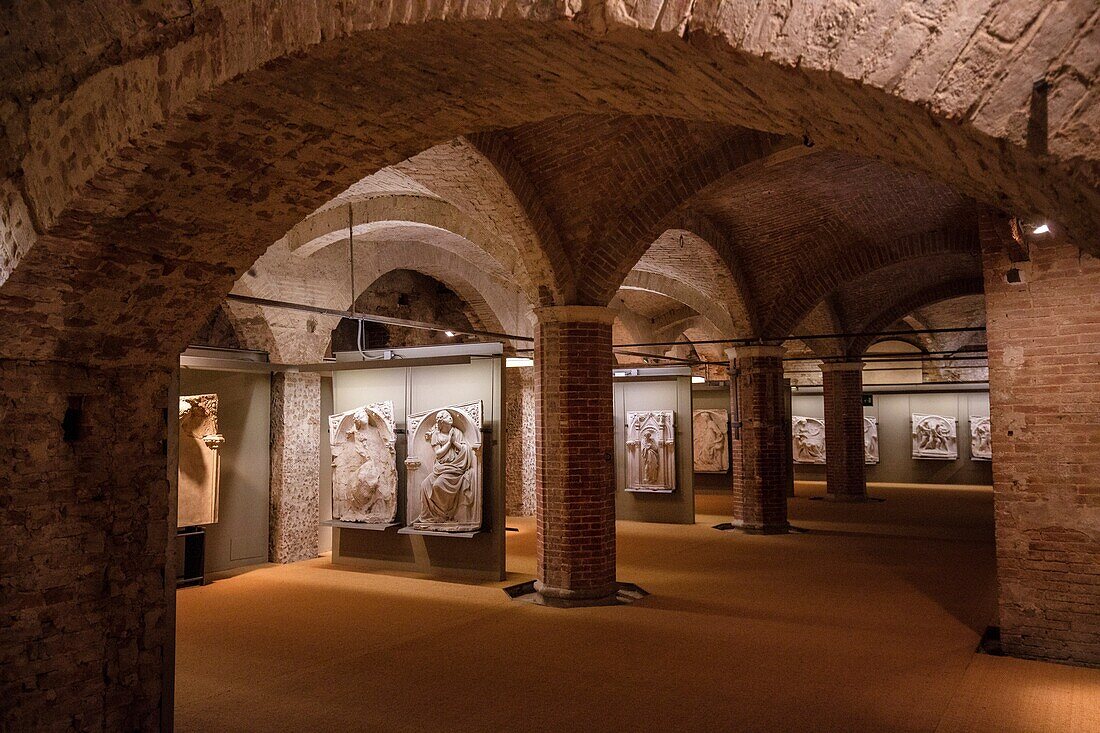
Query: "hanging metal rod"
225 293 534 343
614 326 985 350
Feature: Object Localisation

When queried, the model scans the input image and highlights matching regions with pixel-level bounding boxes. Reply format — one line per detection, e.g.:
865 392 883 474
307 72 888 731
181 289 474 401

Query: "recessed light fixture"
691 375 706 384
444 330 456 337
1032 223 1050 235
505 357 534 368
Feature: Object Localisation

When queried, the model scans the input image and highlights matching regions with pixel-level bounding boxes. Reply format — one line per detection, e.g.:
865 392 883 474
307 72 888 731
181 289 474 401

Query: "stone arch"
628 215 756 337
1 9 1097 363
620 271 737 336
849 277 986 356
765 228 978 338
282 193 543 305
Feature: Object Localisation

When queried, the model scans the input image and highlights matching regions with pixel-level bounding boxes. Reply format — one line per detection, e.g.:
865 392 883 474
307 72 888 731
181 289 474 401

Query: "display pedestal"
397 527 483 539
177 526 206 588
321 520 400 531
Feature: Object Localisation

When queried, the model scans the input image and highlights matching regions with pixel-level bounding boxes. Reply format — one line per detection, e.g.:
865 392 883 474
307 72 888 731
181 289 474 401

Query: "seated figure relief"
405 402 483 532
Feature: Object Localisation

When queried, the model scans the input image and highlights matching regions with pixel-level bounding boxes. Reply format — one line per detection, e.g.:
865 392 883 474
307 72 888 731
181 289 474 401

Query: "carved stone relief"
178 394 224 527
693 409 729 473
912 414 958 459
864 416 879 465
626 411 676 491
405 402 483 532
329 401 398 524
970 416 992 461
792 416 827 464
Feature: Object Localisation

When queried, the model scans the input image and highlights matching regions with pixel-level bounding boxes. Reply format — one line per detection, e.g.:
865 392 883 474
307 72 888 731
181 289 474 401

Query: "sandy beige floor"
176 483 1100 732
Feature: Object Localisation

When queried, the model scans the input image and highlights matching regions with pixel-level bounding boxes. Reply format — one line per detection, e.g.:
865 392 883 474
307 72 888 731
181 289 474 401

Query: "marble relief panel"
405 402 483 532
329 401 398 524
693 409 729 473
178 394 224 527
970 416 992 461
626 411 676 491
912 414 958 459
792 416 826 464
864 416 879 465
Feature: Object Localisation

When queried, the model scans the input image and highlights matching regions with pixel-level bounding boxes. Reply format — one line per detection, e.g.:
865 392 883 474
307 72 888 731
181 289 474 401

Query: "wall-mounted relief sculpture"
178 394 224 527
863 417 880 465
626 411 676 492
693 409 729 473
970 416 992 461
405 402 483 532
329 401 398 524
911 414 958 459
792 416 827 464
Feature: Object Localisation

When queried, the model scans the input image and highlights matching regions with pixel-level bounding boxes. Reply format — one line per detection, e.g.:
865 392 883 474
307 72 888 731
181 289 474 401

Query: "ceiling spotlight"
444 330 456 338
1032 223 1050 235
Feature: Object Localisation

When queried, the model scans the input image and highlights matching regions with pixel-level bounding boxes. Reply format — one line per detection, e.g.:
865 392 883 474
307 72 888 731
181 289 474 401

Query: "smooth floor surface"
175 483 1100 732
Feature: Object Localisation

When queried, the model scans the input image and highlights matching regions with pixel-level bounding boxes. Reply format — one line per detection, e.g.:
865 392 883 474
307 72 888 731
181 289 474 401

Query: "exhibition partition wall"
328 343 506 581
179 357 272 576
791 384 993 486
613 368 696 525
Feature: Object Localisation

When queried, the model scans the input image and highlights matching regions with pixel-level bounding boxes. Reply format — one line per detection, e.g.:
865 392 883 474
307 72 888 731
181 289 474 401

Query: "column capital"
726 344 785 362
819 359 865 373
533 305 616 325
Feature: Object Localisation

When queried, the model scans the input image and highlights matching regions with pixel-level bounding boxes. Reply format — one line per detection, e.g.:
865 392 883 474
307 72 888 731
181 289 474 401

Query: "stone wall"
982 222 1100 666
505 367 536 516
269 372 321 564
0 361 174 729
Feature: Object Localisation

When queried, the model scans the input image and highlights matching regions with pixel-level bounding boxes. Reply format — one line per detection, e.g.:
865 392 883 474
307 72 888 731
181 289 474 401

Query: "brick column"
727 345 791 533
821 360 869 501
269 371 321 563
981 215 1100 666
533 306 618 605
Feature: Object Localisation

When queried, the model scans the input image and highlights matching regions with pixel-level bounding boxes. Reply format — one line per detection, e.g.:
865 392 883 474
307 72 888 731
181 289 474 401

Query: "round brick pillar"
533 306 618 604
726 345 791 533
821 360 869 501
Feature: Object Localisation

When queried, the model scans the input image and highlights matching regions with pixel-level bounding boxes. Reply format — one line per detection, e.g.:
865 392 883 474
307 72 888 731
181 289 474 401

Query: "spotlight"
1031 223 1050 235
444 330 456 337
505 357 534 368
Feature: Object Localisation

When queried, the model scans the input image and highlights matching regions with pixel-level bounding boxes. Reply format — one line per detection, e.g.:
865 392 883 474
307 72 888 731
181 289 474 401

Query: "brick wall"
821 362 867 500
981 219 1100 666
0 361 173 729
728 346 791 533
533 307 617 601
269 372 321 564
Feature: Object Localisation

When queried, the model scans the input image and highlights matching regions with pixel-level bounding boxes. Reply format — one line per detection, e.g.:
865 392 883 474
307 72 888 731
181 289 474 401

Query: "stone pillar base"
810 494 884 503
533 580 622 607
716 519 793 535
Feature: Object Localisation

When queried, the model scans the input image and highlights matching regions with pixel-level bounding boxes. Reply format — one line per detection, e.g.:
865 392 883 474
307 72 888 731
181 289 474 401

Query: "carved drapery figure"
405 402 483 532
625 410 676 492
329 401 398 524
912 414 958 459
863 416 879 465
418 411 475 524
178 394 224 527
970 416 992 460
692 409 729 473
792 416 826 464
